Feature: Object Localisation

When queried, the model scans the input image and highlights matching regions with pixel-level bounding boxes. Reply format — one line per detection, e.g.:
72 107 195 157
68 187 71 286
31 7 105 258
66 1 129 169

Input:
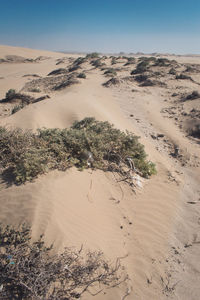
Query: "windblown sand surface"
0 45 200 299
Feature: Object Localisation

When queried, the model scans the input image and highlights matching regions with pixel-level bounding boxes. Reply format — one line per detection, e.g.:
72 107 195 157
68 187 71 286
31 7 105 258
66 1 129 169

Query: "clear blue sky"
0 0 200 54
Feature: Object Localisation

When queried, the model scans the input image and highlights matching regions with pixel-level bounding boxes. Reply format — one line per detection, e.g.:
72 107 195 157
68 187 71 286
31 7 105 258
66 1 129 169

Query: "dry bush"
184 91 200 101
0 224 125 300
48 68 68 76
86 53 99 59
104 68 117 77
91 59 105 68
77 73 86 79
175 73 192 80
103 77 121 87
131 61 149 75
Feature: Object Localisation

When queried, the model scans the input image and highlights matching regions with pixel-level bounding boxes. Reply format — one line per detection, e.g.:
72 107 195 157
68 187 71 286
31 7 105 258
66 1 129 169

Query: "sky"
0 0 200 54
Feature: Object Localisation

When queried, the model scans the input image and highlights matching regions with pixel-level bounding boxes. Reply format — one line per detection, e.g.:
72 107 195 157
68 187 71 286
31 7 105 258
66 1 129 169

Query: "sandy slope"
0 45 200 300
0 45 65 59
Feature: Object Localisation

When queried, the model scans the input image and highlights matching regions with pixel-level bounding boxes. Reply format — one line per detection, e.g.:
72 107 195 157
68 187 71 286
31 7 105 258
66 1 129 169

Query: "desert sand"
0 45 200 300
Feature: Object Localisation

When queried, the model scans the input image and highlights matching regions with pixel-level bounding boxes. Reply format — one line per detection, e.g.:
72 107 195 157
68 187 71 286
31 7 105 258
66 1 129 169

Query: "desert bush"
176 73 192 80
54 78 79 90
86 52 99 59
11 104 25 114
134 74 148 83
184 90 200 101
2 90 35 104
5 89 16 100
124 57 135 66
77 72 86 79
189 123 200 138
68 65 81 73
0 224 124 300
169 68 177 75
131 61 149 75
140 79 155 87
73 57 87 65
91 59 104 68
111 57 117 65
184 65 198 73
104 68 117 76
29 88 41 93
102 77 120 87
153 58 170 67
48 68 68 76
138 56 156 63
0 118 156 184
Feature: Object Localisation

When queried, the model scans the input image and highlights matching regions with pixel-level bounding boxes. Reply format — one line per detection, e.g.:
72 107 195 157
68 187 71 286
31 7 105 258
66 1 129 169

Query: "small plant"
48 68 68 76
111 57 117 65
77 72 86 79
73 56 87 65
176 73 192 80
138 56 156 63
124 57 135 66
0 224 124 300
153 58 170 67
188 123 200 138
91 59 104 68
135 74 148 83
104 68 117 76
86 52 99 59
169 68 177 75
103 77 120 87
5 89 16 100
131 61 149 75
184 65 197 73
29 88 41 93
184 90 200 101
140 79 155 87
11 104 25 114
68 65 81 72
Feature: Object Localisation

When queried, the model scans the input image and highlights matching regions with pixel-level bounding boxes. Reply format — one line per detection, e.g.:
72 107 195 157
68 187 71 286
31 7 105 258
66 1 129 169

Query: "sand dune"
0 45 200 299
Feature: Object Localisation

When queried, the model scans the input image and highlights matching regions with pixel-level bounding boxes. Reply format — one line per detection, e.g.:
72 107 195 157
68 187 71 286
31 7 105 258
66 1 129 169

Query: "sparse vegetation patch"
1 90 50 114
184 91 200 101
176 73 192 80
77 72 86 79
86 52 99 59
104 68 117 76
48 68 68 76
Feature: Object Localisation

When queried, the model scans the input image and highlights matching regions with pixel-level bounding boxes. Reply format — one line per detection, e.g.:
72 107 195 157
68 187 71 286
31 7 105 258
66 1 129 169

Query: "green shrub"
104 68 117 76
73 56 87 65
153 58 170 67
131 61 149 75
29 88 41 93
77 72 86 79
138 56 156 63
0 118 156 184
86 52 99 59
169 68 177 75
135 74 148 83
185 90 200 101
111 57 117 65
91 59 105 68
124 57 136 66
176 73 192 80
11 104 25 114
5 89 16 99
68 65 80 72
